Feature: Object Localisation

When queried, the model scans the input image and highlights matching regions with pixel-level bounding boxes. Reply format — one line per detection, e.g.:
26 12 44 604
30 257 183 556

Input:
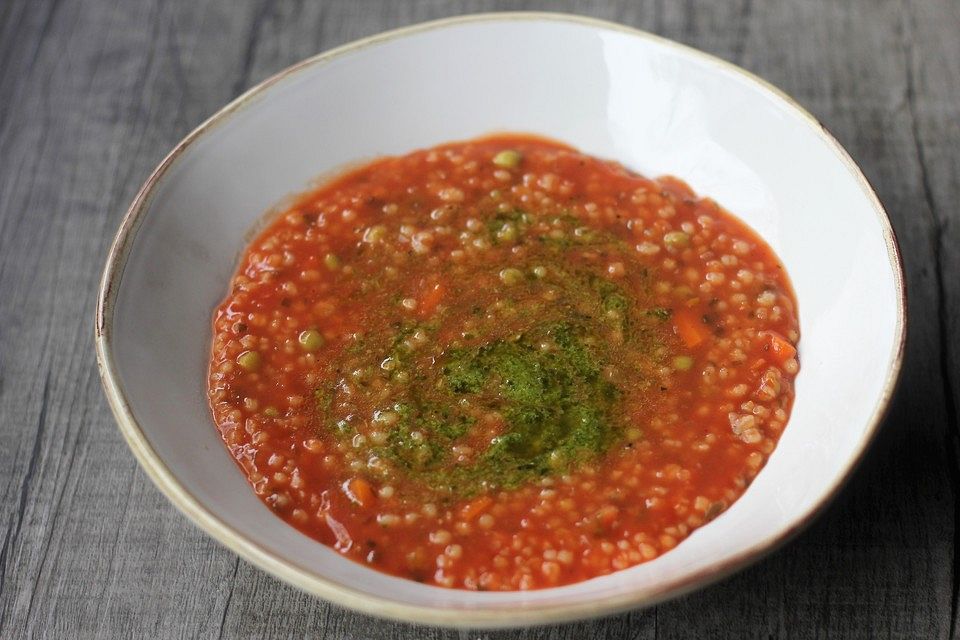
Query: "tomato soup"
207 135 799 590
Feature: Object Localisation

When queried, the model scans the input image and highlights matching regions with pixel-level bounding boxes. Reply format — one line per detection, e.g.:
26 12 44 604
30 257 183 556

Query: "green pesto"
486 210 531 244
377 401 474 471
314 388 333 413
320 320 629 496
428 321 620 494
315 207 672 497
586 273 631 331
647 307 672 321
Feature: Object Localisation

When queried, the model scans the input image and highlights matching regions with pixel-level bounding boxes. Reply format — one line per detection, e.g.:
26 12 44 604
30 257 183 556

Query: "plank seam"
901 8 960 638
231 0 272 99
215 557 240 640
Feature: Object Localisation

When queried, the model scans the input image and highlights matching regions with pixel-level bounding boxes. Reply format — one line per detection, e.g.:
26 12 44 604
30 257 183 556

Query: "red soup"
208 135 799 590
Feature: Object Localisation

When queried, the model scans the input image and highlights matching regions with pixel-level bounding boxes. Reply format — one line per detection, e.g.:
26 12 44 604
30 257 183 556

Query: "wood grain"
0 1 957 638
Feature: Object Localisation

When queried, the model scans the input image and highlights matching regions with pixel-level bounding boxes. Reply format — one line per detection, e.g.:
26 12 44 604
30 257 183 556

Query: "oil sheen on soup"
208 135 800 590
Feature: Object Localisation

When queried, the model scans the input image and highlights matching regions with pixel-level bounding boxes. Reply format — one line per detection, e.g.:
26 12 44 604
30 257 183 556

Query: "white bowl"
96 12 905 628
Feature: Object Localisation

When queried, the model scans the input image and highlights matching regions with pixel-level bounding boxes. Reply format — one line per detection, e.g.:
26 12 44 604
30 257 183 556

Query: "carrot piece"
763 331 797 365
343 477 375 508
418 282 445 318
459 495 493 522
674 310 708 348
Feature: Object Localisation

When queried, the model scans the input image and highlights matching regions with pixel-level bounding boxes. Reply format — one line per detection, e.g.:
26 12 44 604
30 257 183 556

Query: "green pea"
237 351 261 371
363 225 387 243
532 265 547 278
499 268 524 285
263 407 280 417
548 449 566 468
373 409 399 426
496 222 518 243
298 329 324 352
324 253 341 270
673 355 694 371
492 149 522 169
574 227 595 241
664 231 690 250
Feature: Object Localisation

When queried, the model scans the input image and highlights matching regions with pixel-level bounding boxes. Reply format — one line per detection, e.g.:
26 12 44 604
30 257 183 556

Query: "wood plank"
901 1 960 636
0 0 957 638
0 0 272 637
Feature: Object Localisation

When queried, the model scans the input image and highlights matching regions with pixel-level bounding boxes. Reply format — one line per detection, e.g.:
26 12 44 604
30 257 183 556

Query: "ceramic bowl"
96 12 905 628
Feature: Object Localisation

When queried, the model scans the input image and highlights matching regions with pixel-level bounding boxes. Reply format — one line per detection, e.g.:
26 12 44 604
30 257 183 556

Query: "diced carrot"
459 495 493 522
763 331 797 365
418 281 445 318
674 310 708 348
343 477 375 508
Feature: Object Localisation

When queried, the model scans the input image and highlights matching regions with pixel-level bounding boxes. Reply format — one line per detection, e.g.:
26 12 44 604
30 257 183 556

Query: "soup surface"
208 135 799 590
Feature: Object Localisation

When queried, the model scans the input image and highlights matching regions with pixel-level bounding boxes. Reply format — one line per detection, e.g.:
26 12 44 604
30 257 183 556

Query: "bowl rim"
94 10 907 629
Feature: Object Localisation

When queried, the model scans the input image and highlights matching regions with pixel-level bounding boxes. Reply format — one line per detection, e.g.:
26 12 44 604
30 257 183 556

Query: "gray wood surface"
1 0 957 637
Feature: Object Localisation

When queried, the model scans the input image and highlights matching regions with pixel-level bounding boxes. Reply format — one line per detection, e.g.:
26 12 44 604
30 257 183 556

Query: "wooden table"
1 1 957 637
